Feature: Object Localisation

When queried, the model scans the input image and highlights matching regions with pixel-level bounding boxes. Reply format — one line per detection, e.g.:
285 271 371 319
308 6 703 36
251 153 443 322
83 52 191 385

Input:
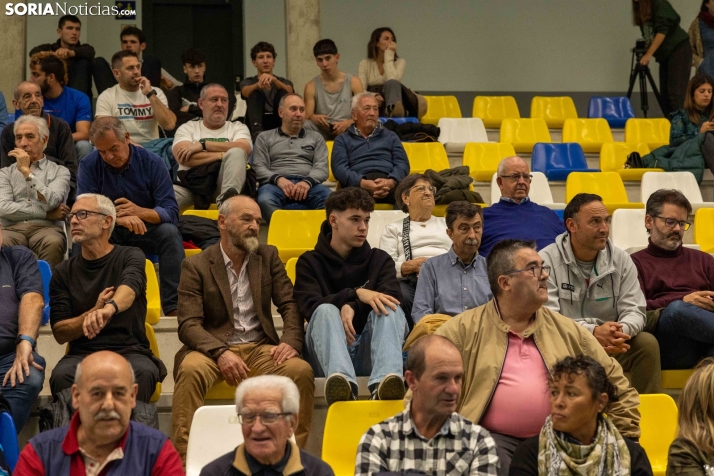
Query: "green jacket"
642 133 706 183
641 0 689 62
667 437 714 475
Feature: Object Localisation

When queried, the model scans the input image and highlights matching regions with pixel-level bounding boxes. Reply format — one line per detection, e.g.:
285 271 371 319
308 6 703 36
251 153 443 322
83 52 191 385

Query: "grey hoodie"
539 232 646 336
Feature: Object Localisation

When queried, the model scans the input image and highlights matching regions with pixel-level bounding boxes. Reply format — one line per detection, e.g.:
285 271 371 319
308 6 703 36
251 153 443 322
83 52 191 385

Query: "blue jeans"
0 351 45 433
656 300 714 369
304 303 407 387
256 177 332 222
111 223 183 314
75 140 94 161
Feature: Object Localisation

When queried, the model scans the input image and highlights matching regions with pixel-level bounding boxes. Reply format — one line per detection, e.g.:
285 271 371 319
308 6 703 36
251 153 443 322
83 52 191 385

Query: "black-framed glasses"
504 265 551 278
237 412 292 425
653 216 691 231
410 185 437 195
500 173 533 182
64 210 108 224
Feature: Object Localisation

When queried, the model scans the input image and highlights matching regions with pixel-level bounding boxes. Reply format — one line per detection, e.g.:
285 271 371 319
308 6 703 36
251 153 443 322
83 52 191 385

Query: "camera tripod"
626 48 665 118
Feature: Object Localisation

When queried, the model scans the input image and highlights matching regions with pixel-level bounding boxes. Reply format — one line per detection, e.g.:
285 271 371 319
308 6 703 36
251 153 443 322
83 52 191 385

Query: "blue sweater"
480 199 566 256
78 144 178 225
331 125 410 187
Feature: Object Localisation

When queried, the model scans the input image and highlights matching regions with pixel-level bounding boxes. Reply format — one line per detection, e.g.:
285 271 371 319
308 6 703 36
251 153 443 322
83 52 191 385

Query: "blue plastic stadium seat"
531 142 599 181
0 412 18 471
587 96 635 129
145 253 159 264
38 260 51 325
379 117 418 124
554 209 565 222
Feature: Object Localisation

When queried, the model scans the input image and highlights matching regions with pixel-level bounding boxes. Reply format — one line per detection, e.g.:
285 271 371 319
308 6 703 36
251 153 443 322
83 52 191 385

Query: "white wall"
319 0 701 92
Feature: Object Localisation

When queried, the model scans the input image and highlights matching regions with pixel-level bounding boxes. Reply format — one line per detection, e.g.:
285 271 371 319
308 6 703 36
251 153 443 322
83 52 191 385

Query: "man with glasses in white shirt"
479 156 565 256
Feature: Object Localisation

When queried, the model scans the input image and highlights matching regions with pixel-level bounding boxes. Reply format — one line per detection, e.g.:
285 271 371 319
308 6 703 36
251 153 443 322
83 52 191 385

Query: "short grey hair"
497 156 528 176
75 193 117 234
235 375 300 417
13 115 50 149
351 91 378 112
278 93 304 110
89 117 128 143
199 83 228 100
486 239 536 297
75 358 136 387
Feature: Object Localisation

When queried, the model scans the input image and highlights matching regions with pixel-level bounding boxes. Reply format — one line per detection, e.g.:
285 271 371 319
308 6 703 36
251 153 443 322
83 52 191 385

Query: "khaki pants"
2 222 66 269
171 342 314 463
615 331 662 394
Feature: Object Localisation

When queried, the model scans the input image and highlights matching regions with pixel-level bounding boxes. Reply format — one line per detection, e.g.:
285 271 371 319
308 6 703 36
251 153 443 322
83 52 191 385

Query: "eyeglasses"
237 412 292 425
653 216 691 231
504 265 551 278
500 173 533 182
410 185 437 195
64 210 108 224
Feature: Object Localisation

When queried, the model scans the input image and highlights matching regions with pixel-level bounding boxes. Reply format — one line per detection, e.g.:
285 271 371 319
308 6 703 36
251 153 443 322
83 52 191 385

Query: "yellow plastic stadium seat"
640 394 678 476
420 96 462 126
184 248 202 258
145 323 162 402
661 369 694 389
472 96 520 128
326 141 336 182
183 209 219 220
562 118 614 153
499 118 552 153
402 142 450 174
625 118 671 149
600 142 662 181
530 96 578 129
463 142 517 182
374 204 394 210
695 208 714 252
267 210 324 262
565 172 644 214
286 257 297 284
145 260 160 325
322 401 405 476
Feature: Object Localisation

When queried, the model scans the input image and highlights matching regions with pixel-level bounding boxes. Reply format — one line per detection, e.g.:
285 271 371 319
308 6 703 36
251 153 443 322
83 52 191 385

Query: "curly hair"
325 187 374 218
549 355 619 410
30 52 68 86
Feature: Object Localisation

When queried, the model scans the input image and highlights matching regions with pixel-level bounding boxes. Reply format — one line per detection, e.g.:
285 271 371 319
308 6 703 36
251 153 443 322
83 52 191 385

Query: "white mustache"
464 239 479 246
95 410 121 421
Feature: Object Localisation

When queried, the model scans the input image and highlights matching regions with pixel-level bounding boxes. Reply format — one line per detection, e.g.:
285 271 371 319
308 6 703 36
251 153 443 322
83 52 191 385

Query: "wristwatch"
146 89 157 98
105 299 120 315
15 334 36 350
199 138 207 151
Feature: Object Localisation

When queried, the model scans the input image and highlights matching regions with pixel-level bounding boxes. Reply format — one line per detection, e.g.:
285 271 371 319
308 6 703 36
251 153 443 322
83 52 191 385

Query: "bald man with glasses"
478 157 565 256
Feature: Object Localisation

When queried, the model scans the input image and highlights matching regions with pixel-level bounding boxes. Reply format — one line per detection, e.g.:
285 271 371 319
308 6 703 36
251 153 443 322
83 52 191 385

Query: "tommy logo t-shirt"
95 85 169 145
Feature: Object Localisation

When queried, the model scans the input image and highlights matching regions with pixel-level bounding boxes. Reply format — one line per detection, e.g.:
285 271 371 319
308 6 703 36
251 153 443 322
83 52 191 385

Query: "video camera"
633 38 648 61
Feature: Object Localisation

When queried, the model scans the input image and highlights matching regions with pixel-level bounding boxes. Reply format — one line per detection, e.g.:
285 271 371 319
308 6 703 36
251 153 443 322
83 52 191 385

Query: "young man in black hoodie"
294 187 407 405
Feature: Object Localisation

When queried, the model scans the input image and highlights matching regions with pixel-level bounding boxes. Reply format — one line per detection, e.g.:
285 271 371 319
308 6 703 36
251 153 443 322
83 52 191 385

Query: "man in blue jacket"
77 116 183 315
331 92 409 205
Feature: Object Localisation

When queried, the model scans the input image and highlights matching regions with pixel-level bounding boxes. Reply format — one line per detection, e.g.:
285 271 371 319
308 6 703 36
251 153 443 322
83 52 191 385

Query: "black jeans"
245 88 290 141
69 58 117 99
658 40 693 118
50 353 160 403
399 279 417 330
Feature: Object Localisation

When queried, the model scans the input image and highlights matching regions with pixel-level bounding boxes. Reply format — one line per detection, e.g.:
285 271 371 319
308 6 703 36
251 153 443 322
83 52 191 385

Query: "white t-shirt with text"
172 119 251 171
95 85 169 145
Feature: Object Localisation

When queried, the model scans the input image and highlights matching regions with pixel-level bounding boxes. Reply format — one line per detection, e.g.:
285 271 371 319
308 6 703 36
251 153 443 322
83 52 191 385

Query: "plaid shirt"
355 405 500 476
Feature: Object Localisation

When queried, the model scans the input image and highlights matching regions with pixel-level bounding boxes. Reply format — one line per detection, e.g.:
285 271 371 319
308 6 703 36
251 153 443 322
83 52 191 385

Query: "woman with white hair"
200 375 335 476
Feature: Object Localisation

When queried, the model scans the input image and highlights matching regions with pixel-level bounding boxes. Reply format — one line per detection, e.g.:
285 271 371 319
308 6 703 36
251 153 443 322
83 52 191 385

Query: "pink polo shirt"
479 331 551 438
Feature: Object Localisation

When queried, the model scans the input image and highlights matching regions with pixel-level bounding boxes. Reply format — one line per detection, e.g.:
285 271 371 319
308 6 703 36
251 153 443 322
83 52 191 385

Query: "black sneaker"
324 373 354 406
374 373 406 401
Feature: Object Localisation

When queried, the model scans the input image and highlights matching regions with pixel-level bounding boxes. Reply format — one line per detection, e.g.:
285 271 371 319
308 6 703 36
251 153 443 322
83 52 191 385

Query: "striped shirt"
356 405 500 476
0 156 70 227
220 243 265 344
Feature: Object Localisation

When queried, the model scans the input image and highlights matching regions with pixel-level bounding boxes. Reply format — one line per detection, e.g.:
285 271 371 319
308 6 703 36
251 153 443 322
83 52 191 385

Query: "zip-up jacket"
435 299 640 439
539 232 647 337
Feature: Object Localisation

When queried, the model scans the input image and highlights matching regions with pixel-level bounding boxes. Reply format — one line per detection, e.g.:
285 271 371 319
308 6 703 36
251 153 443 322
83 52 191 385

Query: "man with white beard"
170 192 314 464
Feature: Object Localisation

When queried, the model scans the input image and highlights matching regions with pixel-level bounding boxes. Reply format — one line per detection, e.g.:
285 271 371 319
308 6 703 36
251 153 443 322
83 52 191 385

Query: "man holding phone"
95 50 176 145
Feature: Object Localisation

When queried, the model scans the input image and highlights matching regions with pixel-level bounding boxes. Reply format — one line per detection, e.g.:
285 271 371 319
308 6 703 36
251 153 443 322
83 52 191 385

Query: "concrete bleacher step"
484 128 625 144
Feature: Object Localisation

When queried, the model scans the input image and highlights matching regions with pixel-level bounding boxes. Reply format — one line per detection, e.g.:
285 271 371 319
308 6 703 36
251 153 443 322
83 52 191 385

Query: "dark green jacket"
667 437 714 475
641 0 689 62
642 133 706 183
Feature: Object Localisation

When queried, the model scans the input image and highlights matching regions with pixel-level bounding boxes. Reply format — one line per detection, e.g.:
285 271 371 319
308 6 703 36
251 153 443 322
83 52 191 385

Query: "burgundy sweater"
631 240 714 310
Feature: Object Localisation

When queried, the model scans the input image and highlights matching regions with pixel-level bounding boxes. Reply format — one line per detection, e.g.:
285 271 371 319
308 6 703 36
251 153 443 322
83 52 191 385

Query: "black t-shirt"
49 245 148 355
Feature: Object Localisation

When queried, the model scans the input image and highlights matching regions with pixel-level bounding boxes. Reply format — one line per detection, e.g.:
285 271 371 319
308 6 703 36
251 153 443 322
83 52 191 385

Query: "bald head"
74 351 135 389
218 195 261 254
406 335 461 378
496 156 531 203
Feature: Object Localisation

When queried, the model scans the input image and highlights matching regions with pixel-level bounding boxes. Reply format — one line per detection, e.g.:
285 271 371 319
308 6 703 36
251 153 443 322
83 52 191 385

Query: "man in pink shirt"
435 239 640 476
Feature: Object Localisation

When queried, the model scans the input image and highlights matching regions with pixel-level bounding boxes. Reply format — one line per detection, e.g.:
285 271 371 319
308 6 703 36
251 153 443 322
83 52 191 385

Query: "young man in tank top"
304 39 364 140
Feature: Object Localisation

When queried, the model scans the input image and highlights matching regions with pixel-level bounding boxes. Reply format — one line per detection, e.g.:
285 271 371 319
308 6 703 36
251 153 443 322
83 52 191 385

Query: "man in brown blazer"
171 194 314 463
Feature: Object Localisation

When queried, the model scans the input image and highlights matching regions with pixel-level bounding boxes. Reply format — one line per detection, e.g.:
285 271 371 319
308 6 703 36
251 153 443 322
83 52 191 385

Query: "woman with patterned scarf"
509 355 653 476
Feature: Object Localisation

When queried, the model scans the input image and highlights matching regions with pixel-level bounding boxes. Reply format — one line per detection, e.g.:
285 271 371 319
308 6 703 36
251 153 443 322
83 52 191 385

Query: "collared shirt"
412 247 492 323
356 404 500 476
245 442 291 476
80 446 124 476
0 156 70 227
499 196 530 205
220 243 264 344
252 127 329 187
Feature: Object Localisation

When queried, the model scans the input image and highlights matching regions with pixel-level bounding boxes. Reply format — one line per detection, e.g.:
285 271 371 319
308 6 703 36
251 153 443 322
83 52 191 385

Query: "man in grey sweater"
253 93 332 222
